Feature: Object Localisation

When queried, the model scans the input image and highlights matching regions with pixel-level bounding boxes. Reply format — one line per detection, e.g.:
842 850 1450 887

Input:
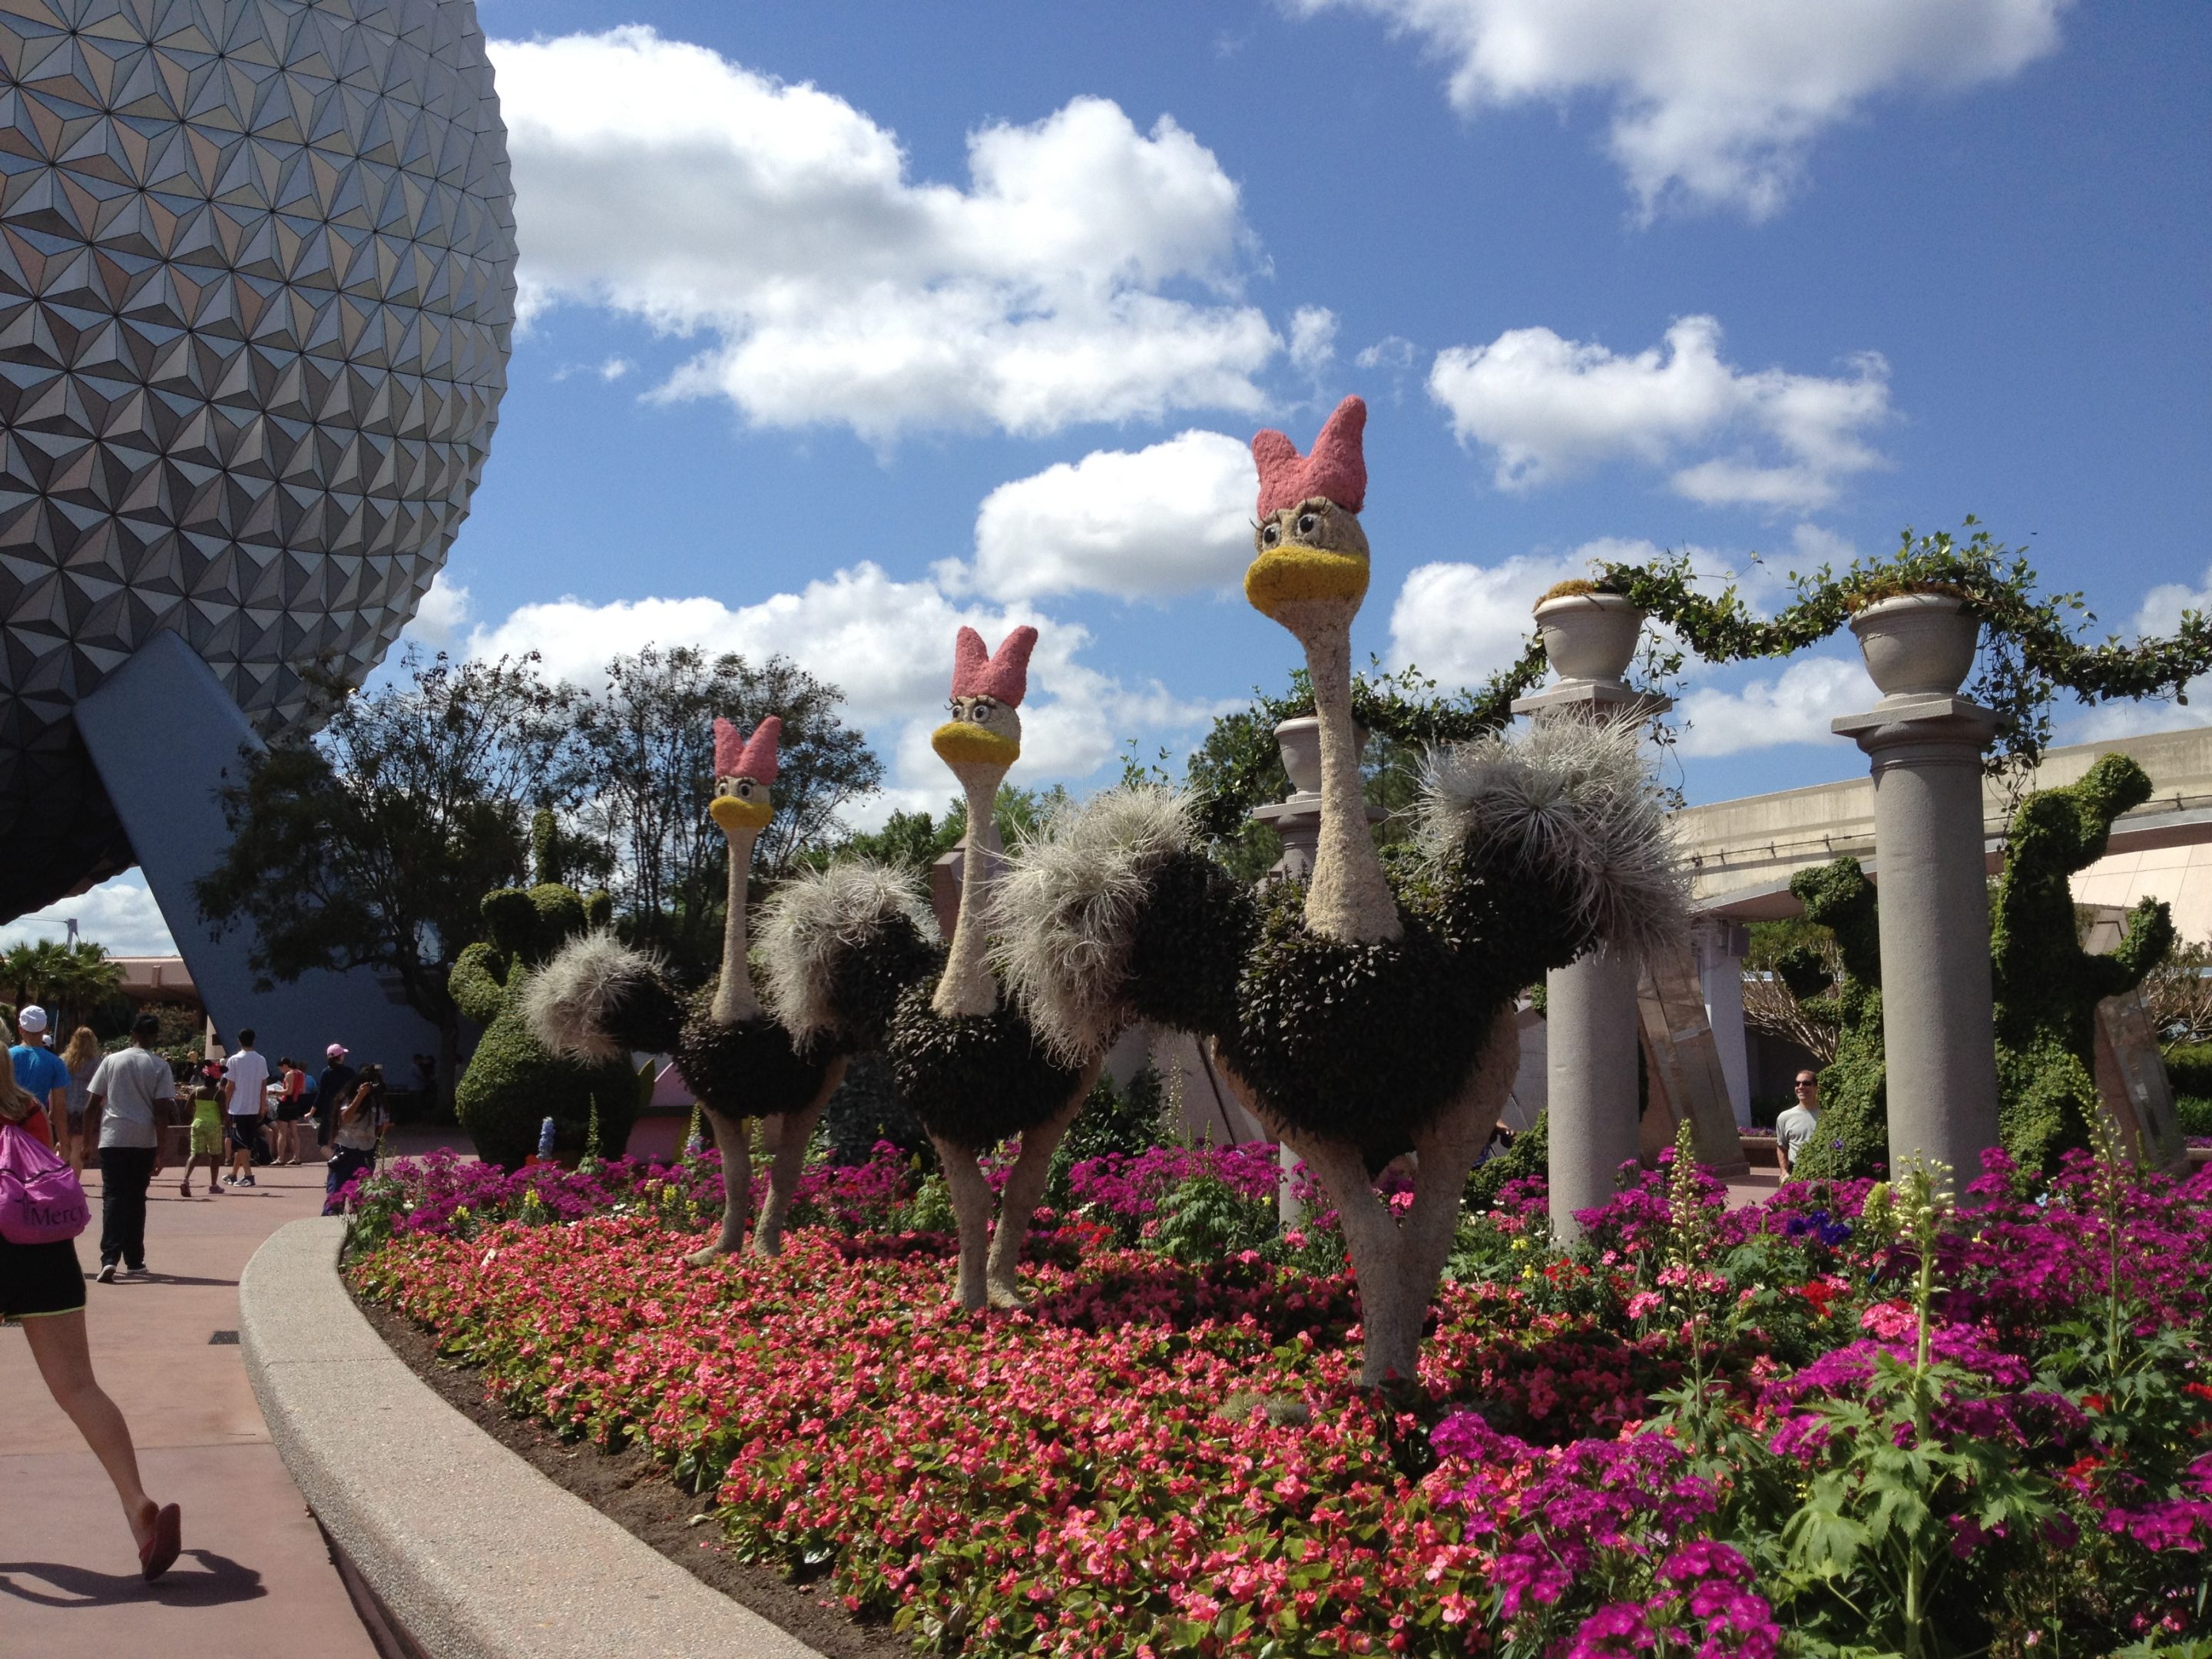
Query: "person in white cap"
10 1005 71 1147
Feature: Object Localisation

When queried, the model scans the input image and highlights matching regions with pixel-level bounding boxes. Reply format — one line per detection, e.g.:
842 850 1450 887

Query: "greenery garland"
1187 646 1550 841
1593 520 2212 777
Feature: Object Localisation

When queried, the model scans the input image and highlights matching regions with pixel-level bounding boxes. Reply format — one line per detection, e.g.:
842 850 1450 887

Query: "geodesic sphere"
0 0 516 920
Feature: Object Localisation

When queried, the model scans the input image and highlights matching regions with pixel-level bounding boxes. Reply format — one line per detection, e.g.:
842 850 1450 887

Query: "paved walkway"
0 1157 379 1659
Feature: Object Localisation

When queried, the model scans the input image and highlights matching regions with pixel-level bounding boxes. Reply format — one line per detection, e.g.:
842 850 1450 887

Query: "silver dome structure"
0 0 516 921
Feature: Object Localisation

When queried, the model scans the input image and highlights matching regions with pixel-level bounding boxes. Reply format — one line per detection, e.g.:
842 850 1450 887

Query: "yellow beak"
710 795 773 832
932 720 1020 767
1244 545 1369 619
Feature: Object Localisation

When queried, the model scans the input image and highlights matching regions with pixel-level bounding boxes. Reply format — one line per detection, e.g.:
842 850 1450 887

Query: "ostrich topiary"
1992 752 2174 1171
995 397 1685 1386
453 813 646 1171
884 625 1100 1311
528 718 938 1260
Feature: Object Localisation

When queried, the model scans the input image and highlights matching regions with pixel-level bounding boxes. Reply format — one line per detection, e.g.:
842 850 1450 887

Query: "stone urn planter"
1533 591 1644 684
1849 591 1980 700
1274 714 1323 802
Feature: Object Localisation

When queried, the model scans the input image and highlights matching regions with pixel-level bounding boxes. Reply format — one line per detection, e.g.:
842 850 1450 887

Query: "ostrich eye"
971 700 995 724
1295 512 1319 538
1260 521 1281 548
735 779 755 799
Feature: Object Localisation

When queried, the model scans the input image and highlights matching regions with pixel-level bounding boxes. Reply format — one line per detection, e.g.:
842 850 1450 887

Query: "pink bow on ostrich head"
950 625 1038 707
713 716 780 785
1253 395 1366 519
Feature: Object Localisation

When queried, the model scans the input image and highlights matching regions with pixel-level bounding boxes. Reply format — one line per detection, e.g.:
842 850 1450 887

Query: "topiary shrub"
1465 1108 1546 1211
454 813 643 1170
1781 858 1887 1181
1991 754 2174 1171
1045 1063 1172 1210
2164 1041 2212 1101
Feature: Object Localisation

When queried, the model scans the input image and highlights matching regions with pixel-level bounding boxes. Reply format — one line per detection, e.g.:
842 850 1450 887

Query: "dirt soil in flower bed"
351 1285 909 1659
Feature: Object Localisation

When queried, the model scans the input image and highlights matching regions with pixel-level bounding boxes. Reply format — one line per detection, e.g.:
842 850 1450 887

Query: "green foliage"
452 847 641 1171
1597 521 2212 780
1992 755 2177 1171
195 649 587 1101
0 938 125 1038
819 1049 934 1167
1151 1156 1278 1265
1465 1109 1547 1212
1782 858 1889 1181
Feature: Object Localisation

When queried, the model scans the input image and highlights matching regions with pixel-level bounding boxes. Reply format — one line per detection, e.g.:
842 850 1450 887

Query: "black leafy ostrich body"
996 398 1686 1385
528 717 936 1260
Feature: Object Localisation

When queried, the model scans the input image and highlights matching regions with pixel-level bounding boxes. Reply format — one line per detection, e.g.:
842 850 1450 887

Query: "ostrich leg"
752 1055 849 1257
933 1137 998 1311
685 1106 756 1265
1224 1011 1518 1387
983 1061 1102 1307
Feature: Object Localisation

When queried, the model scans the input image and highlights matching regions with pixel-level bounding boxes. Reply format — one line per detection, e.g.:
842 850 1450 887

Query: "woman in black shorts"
1 1071 180 1578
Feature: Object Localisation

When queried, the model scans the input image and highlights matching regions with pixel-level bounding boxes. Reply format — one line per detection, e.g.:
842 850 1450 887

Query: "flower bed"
348 1142 2212 1657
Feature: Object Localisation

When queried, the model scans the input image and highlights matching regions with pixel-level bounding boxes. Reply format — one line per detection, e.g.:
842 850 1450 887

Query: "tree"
571 647 882 977
0 939 122 1036
196 651 587 1110
2140 937 2212 1051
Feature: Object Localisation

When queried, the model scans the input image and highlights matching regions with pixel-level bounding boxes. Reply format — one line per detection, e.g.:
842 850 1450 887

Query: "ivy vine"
1593 520 2212 777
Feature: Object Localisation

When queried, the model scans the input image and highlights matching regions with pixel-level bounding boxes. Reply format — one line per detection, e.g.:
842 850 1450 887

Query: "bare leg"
684 1108 754 1265
22 1310 159 1550
932 1137 996 1311
983 1062 1101 1307
753 1057 846 1258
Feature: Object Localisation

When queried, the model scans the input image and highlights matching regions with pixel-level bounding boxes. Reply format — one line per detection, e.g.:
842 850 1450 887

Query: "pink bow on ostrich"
934 625 1035 770
1252 394 1366 518
710 716 780 833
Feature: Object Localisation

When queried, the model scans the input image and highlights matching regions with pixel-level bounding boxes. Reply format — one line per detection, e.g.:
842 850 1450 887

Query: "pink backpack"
0 1120 91 1245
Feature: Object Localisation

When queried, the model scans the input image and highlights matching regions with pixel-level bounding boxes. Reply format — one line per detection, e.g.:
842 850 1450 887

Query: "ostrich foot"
682 1240 730 1267
985 1272 1028 1310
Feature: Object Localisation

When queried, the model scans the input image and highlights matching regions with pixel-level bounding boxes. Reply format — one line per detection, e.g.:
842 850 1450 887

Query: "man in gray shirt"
1774 1070 1822 1178
87 1013 175 1282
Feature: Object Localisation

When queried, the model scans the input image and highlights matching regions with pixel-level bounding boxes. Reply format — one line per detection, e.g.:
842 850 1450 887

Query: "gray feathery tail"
1419 715 1689 965
994 784 1197 1065
757 858 939 1045
523 931 666 1063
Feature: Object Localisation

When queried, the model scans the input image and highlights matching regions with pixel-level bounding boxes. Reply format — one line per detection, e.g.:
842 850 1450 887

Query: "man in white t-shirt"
220 1028 271 1190
1774 1071 1822 1178
87 1012 176 1281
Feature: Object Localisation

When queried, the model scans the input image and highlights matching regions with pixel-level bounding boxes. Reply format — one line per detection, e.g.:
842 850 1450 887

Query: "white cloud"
1389 549 1594 687
939 430 1253 603
1674 655 1875 757
1355 335 1417 371
464 565 1227 806
1287 306 1339 376
598 356 634 382
1293 0 2067 218
2 873 177 958
403 571 473 648
1429 315 1890 511
492 28 1285 439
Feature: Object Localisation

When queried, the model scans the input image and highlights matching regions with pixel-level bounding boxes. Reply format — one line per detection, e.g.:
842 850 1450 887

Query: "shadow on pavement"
0 1547 267 1608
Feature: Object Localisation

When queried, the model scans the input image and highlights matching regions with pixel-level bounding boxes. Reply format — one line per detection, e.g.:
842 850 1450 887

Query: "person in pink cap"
311 1042 355 1164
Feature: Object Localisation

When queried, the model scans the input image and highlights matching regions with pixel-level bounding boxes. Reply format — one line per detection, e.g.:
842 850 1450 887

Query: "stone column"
1831 694 2002 1179
1694 918 1753 1128
1830 589 2002 1181
1514 593 1668 1241
1542 948 1644 1228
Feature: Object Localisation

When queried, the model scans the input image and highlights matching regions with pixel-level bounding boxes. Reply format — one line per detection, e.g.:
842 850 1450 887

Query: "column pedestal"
1694 919 1753 1128
1832 693 2002 1182
1545 950 1644 1237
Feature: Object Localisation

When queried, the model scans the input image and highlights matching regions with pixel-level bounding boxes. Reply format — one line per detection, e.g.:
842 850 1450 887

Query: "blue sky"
15 0 2210 954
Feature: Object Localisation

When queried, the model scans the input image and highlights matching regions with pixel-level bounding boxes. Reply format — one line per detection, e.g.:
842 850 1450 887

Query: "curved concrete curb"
241 1217 825 1659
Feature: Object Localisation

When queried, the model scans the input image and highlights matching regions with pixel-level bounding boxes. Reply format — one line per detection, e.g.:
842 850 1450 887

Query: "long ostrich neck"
1300 616 1402 945
711 826 762 1023
932 768 1006 1018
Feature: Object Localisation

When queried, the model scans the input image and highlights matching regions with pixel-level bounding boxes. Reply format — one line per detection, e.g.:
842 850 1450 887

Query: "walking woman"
60 1025 100 1174
0 1067 181 1578
271 1057 308 1165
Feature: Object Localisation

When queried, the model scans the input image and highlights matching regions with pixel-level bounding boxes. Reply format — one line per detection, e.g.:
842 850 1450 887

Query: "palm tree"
2 939 69 1015
48 942 124 1035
